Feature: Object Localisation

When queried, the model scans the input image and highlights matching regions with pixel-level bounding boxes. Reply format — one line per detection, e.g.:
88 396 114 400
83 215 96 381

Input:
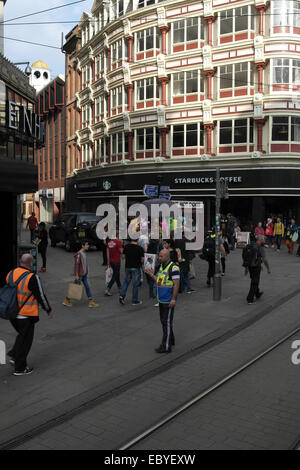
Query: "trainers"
38 268 46 273
256 292 264 299
63 298 72 307
154 302 159 307
105 290 113 296
186 289 195 294
119 295 125 305
88 300 99 308
13 367 34 376
247 301 255 305
132 301 142 305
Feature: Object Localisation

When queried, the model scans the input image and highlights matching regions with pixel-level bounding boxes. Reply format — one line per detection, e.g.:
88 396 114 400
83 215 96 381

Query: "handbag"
67 280 84 301
105 267 113 285
292 232 299 243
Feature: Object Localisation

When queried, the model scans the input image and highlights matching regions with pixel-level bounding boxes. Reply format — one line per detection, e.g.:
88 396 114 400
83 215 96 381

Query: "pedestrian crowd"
1 211 299 376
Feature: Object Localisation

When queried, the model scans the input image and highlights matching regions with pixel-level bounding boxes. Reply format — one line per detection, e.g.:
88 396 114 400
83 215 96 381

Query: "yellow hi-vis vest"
156 261 180 304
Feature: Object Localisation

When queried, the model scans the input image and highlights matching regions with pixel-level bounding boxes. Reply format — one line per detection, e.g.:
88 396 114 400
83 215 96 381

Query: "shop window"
219 6 255 44
219 62 254 98
172 122 204 156
172 17 204 53
219 119 253 154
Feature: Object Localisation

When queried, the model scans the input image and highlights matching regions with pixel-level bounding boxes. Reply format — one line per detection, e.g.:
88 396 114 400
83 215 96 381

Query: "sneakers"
13 367 34 376
105 290 113 297
132 301 142 305
63 297 72 307
256 292 264 300
154 302 159 307
186 289 195 294
119 295 125 305
247 301 256 305
38 267 46 273
88 300 99 308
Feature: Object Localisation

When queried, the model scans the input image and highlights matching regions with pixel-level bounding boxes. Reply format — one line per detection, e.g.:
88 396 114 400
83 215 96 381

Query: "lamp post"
13 62 32 77
213 167 229 301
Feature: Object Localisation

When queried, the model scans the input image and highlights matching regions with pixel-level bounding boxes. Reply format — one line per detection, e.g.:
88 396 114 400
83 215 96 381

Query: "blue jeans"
80 274 92 299
275 235 282 250
180 271 191 292
146 274 156 298
107 262 121 291
120 268 140 303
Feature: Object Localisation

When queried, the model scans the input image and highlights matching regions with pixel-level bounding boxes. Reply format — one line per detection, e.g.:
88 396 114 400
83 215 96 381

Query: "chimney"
0 1 7 55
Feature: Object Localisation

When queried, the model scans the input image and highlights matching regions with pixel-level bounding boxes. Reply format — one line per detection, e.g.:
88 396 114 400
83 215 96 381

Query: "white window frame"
171 122 204 152
218 5 255 45
110 132 128 160
171 70 204 103
135 27 160 57
272 58 300 92
171 17 204 51
218 62 254 97
134 127 160 158
271 0 300 35
135 78 159 109
218 118 254 152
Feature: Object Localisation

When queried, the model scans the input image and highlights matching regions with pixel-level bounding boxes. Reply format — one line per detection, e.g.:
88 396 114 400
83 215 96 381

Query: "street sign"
160 186 170 192
160 193 171 200
143 185 159 198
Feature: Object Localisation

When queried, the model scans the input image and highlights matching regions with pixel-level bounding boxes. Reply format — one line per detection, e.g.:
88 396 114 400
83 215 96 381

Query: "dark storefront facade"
65 163 300 230
0 54 41 286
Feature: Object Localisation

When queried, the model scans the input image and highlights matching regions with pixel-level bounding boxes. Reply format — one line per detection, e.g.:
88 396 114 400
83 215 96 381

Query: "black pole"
213 167 222 301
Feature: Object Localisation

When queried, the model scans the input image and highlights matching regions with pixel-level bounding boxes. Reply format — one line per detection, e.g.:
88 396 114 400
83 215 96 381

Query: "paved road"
1 234 300 449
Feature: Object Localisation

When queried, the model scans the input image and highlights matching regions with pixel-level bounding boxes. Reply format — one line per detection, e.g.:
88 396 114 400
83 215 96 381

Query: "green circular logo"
103 180 111 191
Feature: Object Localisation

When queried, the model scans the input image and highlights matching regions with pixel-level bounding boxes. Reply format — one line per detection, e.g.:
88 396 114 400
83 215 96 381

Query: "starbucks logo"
103 180 111 190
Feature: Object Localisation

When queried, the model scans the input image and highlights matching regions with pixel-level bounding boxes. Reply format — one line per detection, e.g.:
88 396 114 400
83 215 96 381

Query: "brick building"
35 75 66 223
65 0 300 226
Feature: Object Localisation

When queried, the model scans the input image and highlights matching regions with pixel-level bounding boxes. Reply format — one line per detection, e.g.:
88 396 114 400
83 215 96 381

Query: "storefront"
0 54 43 286
65 164 300 229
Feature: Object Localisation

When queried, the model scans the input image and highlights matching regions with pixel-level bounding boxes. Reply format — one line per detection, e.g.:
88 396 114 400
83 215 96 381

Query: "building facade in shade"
35 75 66 223
0 1 7 54
66 0 300 226
63 25 82 178
0 53 41 285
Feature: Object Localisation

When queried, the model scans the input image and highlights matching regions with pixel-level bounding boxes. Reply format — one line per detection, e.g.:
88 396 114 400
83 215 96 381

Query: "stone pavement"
1 233 300 448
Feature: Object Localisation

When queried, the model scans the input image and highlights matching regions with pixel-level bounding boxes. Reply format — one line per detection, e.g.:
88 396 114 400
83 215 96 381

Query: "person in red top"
105 236 123 296
26 212 38 243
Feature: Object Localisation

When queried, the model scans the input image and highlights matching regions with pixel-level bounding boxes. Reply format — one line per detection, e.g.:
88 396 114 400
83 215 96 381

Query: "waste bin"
18 244 38 273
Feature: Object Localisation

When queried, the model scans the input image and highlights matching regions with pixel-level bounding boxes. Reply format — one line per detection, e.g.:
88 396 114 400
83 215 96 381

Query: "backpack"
0 271 32 320
242 244 260 268
200 236 215 261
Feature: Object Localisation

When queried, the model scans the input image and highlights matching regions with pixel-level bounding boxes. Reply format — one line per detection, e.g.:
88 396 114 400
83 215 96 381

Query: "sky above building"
4 0 94 78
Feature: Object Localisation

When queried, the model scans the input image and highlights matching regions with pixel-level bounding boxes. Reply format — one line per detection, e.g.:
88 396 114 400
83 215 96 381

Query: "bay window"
271 116 300 152
272 0 300 34
136 27 160 59
272 58 300 91
111 132 128 161
136 78 160 108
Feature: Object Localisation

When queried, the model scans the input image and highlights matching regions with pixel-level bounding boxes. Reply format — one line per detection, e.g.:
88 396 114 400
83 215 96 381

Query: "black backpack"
242 244 260 268
200 236 215 261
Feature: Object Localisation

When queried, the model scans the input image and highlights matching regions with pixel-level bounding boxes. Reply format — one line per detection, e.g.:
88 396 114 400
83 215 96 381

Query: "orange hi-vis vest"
6 268 39 317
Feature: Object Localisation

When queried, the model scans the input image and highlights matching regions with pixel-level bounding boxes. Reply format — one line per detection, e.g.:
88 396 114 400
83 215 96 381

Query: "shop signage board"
236 232 250 248
143 185 159 198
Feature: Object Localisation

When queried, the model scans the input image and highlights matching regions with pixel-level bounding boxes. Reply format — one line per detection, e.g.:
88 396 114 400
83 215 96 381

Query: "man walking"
146 249 180 353
7 254 52 376
105 235 123 296
63 240 99 308
119 239 144 305
26 212 38 243
244 235 271 305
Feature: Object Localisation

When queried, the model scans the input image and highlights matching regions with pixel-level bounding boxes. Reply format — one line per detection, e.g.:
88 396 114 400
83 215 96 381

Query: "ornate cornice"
0 53 36 101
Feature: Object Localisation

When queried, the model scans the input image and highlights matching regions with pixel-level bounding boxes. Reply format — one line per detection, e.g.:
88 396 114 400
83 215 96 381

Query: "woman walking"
38 222 48 273
273 217 285 251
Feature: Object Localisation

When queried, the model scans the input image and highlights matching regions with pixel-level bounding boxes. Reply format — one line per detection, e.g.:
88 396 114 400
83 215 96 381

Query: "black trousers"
107 262 121 290
159 303 175 351
207 258 215 283
9 318 36 372
39 245 47 268
247 266 262 303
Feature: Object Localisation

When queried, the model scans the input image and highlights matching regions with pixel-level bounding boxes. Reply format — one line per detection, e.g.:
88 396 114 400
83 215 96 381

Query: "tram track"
119 327 300 451
1 287 300 450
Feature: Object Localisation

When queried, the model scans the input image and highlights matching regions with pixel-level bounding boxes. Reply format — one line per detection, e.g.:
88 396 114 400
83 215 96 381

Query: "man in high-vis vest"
146 249 180 353
7 254 52 376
